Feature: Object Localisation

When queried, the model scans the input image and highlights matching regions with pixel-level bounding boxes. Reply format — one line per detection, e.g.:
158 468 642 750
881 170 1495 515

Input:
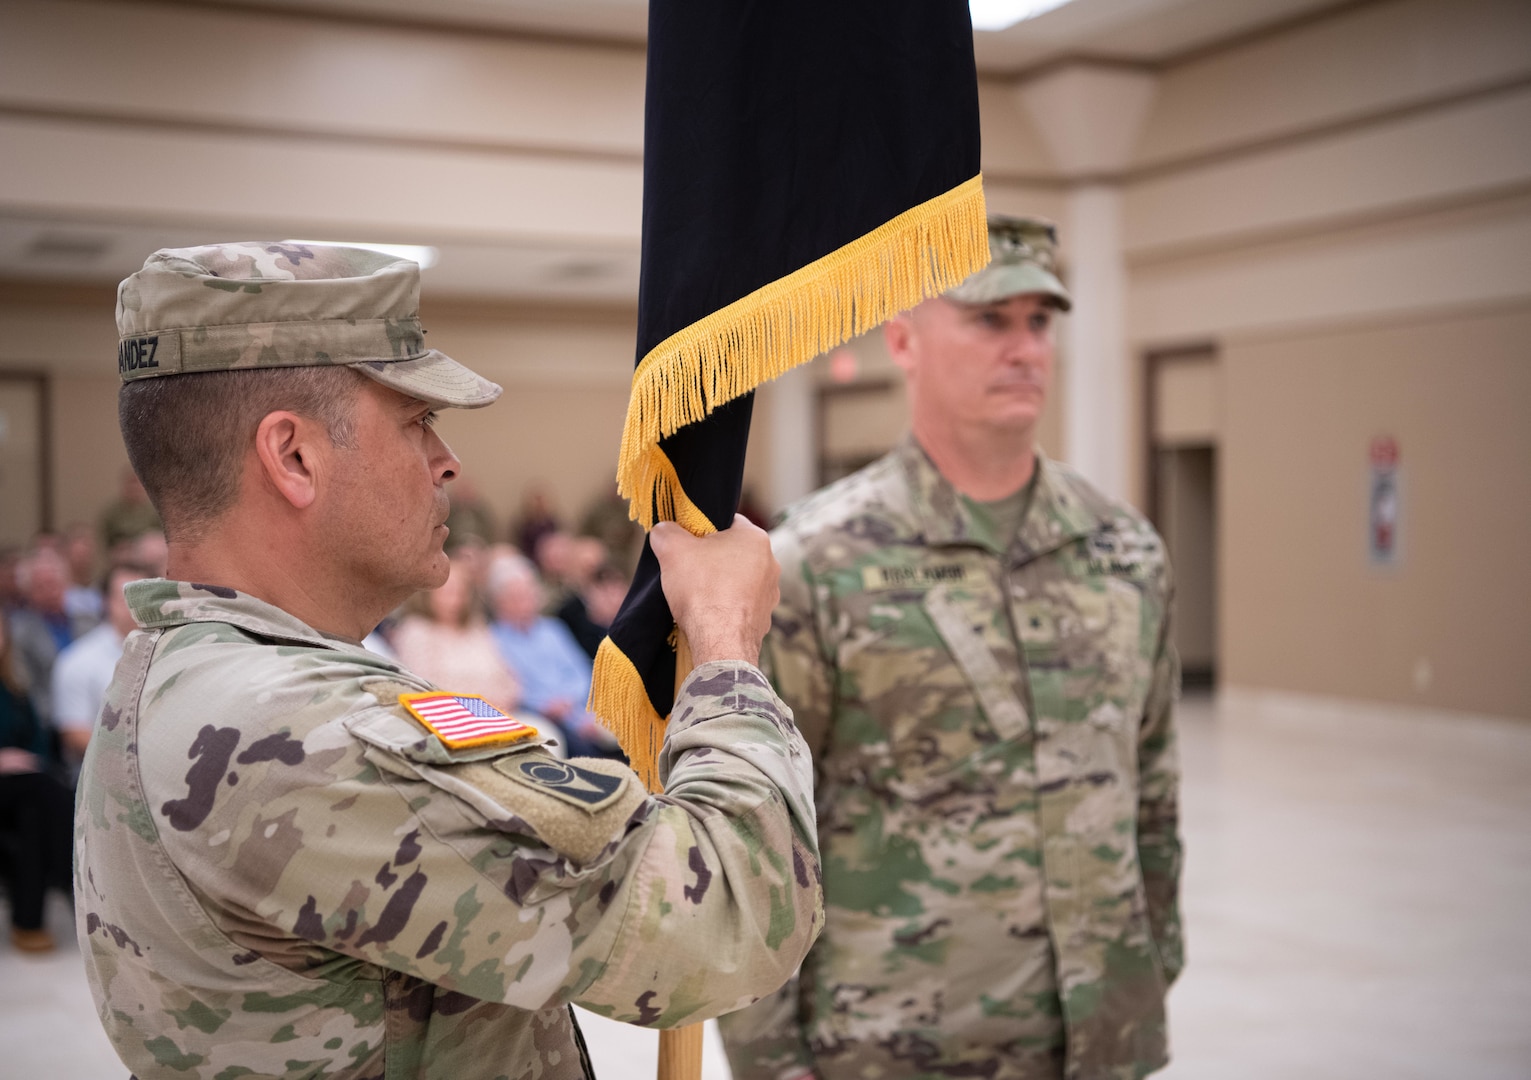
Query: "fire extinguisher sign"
1368 436 1401 567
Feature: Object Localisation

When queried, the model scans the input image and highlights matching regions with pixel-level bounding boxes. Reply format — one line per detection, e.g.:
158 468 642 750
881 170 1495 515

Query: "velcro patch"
862 564 968 590
492 758 628 814
399 692 540 750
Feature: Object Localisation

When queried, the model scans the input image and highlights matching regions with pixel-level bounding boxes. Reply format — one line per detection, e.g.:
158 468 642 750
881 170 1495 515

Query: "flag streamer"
616 174 989 531
591 635 669 791
593 174 989 787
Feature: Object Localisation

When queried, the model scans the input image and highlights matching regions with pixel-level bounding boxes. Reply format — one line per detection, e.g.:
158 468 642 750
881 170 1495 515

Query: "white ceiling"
0 216 643 304
0 0 1350 302
200 0 1348 72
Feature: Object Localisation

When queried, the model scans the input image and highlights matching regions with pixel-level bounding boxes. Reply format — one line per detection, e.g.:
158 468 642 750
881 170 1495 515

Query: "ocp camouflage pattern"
76 579 823 1079
116 242 430 379
719 436 1182 1080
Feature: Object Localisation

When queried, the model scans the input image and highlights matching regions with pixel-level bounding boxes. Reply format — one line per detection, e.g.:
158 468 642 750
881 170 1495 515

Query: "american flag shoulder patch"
398 691 540 751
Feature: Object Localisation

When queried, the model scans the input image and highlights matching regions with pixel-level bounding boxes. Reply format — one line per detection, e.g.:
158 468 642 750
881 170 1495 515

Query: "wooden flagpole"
657 630 705 1080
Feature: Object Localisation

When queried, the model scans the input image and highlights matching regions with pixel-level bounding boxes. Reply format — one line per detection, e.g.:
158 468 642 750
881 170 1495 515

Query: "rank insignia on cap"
398 692 540 750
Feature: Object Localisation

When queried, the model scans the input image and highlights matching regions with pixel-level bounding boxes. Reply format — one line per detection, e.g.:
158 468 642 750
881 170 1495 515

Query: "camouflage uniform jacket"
719 437 1183 1080
76 580 823 1079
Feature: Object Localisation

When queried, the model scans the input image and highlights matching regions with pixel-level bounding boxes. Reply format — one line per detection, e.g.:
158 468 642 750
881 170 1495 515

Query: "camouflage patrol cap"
115 242 501 408
944 215 1071 311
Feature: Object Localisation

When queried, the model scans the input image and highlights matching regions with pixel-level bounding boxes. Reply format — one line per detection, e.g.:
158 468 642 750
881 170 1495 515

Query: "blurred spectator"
531 529 574 587
0 612 74 953
512 484 561 560
0 549 21 613
130 529 169 578
390 557 562 754
51 562 148 763
98 467 162 557
443 475 497 553
62 523 103 625
562 561 630 661
736 487 771 530
578 484 641 571
552 538 624 659
361 625 398 662
488 556 621 760
10 546 90 727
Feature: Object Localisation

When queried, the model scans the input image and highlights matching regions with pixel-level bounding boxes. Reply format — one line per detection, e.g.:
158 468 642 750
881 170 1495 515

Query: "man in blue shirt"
488 555 622 759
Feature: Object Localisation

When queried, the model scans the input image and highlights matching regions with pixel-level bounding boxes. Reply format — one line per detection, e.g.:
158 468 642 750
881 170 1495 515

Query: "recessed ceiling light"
287 240 439 269
970 0 1074 33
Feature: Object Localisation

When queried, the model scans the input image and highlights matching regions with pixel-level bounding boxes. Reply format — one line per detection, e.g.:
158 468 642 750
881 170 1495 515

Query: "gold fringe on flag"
590 636 669 791
615 174 989 530
591 174 989 785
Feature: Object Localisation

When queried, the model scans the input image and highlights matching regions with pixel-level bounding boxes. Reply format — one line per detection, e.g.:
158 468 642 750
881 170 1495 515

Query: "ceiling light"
969 0 1074 32
288 240 440 269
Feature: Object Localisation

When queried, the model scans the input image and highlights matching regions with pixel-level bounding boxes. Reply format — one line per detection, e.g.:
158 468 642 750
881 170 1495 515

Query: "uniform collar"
125 578 365 653
895 434 1101 562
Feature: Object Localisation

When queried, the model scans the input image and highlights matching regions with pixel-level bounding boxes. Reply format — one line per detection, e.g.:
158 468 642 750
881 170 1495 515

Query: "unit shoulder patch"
398 691 540 750
492 757 629 814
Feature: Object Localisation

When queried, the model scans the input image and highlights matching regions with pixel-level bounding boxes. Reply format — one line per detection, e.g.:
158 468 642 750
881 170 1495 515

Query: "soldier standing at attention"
77 243 822 1078
719 217 1183 1080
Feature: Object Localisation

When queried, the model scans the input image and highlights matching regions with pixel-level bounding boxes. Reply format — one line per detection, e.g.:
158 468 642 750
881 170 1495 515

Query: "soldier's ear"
252 410 321 511
884 313 917 373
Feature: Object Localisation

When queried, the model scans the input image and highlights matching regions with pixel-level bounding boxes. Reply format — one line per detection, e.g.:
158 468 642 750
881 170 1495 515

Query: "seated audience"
9 546 91 728
0 548 21 614
558 558 629 661
98 467 161 559
0 612 73 953
129 529 169 578
62 524 103 625
51 562 147 764
578 484 641 572
531 529 576 598
443 475 497 552
488 555 621 760
512 484 561 560
390 556 563 755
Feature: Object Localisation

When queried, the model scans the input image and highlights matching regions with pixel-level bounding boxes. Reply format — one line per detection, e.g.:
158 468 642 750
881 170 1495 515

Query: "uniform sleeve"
168 660 821 1028
760 527 833 760
719 526 829 1077
1138 575 1184 986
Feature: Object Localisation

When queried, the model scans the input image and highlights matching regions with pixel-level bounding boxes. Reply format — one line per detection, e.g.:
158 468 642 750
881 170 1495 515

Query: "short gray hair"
487 553 538 598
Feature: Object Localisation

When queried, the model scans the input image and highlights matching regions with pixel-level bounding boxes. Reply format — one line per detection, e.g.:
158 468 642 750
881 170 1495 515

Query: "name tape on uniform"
493 758 628 814
862 564 968 591
398 692 541 750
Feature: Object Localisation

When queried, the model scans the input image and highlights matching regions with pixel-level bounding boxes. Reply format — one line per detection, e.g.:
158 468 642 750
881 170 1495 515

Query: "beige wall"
1114 0 1531 718
1220 304 1531 718
0 285 643 548
418 299 638 537
48 375 126 534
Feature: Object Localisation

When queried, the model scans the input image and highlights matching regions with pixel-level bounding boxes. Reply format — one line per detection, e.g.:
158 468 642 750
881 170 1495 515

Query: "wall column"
1061 183 1129 499
1017 63 1156 504
764 364 817 514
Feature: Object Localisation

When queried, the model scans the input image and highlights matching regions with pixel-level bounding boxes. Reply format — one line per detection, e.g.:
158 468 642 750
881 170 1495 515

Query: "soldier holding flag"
75 244 822 1078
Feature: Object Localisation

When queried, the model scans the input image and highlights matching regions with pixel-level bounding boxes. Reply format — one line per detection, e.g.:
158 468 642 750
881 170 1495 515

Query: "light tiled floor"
3 690 1528 1078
